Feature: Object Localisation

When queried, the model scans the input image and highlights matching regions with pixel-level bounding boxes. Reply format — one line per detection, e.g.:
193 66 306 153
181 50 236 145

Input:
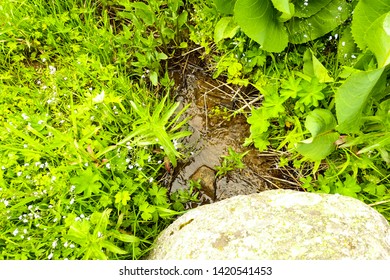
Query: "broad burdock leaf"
287 0 353 44
336 67 387 133
235 0 289 52
294 0 333 18
366 12 390 68
214 0 236 14
351 0 390 51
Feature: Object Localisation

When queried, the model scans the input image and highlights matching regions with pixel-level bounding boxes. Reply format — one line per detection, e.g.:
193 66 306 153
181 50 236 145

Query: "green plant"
0 0 193 260
215 147 249 177
214 0 356 52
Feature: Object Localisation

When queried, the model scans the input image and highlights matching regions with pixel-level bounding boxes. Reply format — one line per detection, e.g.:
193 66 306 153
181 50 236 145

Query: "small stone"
190 165 216 200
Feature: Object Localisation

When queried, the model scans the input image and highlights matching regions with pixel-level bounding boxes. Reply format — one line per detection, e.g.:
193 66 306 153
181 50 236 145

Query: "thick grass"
0 0 193 260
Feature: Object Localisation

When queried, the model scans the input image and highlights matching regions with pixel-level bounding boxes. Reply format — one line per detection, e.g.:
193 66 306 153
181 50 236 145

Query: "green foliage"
215 147 249 177
0 0 193 260
189 0 390 221
214 0 355 52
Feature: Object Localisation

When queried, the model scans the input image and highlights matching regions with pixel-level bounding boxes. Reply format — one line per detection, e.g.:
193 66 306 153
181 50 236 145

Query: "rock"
148 189 390 259
189 165 216 200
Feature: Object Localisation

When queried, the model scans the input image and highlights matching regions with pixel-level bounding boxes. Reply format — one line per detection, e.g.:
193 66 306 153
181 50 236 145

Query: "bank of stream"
166 59 303 206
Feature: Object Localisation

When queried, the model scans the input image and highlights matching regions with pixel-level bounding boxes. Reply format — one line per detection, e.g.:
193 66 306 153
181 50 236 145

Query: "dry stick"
224 83 251 110
368 199 390 207
261 175 281 189
236 96 263 113
180 46 204 57
260 175 301 187
182 54 190 76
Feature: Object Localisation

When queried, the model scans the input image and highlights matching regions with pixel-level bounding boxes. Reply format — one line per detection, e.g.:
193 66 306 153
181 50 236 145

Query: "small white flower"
79 214 85 219
338 6 342 11
341 41 346 47
84 162 89 167
23 144 28 148
23 229 28 234
17 171 22 177
22 113 29 120
23 219 28 223
52 240 58 248
64 241 69 248
351 54 357 59
70 185 76 192
38 120 44 125
3 200 8 207
93 90 105 103
42 58 47 63
69 244 75 249
106 163 110 169
128 165 134 169
12 228 19 236
97 232 103 238
70 198 75 205
48 253 53 260
149 178 153 183
49 65 56 75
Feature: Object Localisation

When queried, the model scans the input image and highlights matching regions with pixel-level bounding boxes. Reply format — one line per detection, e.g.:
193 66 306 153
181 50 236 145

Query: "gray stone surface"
148 189 390 259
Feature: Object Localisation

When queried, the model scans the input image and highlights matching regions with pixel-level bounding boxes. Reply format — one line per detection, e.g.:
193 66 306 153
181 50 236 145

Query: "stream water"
168 63 300 205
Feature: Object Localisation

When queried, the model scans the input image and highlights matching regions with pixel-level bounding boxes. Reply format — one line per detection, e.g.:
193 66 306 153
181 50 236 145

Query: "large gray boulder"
148 189 390 259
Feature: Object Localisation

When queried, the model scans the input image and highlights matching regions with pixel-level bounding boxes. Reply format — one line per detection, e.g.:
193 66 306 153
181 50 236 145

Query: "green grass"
1 0 389 260
0 0 195 260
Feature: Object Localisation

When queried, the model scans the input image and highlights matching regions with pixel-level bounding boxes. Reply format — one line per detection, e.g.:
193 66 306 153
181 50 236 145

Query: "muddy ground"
166 58 302 206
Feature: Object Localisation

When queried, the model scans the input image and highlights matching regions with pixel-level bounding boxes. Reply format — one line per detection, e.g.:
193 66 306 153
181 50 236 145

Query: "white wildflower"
93 90 105 103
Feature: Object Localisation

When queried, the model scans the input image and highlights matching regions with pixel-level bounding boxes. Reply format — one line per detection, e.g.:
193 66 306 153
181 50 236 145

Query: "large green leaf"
214 16 239 43
336 67 386 133
351 0 390 50
366 12 390 68
271 0 295 22
293 0 333 18
214 0 236 14
235 0 288 52
287 0 353 44
297 109 339 161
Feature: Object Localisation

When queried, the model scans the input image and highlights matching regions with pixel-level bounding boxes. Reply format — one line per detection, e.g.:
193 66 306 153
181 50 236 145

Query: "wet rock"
148 190 390 260
216 171 260 200
189 165 216 200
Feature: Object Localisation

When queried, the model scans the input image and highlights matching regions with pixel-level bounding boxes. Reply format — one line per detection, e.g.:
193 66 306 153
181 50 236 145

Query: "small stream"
168 64 300 205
